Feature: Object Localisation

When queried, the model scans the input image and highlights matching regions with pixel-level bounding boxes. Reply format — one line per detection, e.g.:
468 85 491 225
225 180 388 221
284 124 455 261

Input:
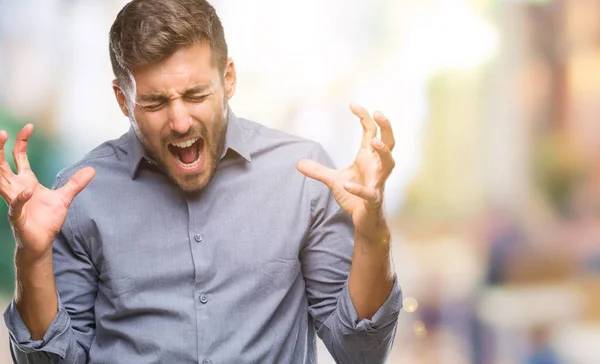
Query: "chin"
178 179 210 193
169 167 214 193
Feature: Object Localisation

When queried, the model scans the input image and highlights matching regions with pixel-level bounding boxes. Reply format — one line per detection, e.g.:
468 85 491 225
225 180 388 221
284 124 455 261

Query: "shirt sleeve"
300 144 403 364
2 175 98 364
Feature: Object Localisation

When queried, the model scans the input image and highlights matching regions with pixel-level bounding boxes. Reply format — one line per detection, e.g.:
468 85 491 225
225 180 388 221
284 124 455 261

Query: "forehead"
131 43 219 95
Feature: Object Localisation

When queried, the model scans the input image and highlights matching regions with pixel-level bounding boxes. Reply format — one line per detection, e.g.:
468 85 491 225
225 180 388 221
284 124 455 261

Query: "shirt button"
199 294 208 304
202 359 211 364
194 233 203 243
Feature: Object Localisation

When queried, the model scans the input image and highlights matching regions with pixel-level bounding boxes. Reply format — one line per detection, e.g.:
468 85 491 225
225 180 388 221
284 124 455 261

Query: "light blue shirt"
4 110 402 364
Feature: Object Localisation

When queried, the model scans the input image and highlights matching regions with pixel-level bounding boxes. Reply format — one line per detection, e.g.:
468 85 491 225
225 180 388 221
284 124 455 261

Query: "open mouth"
168 138 205 170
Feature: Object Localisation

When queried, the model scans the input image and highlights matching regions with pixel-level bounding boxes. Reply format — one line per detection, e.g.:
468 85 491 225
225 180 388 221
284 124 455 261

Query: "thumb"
58 167 96 205
8 189 34 224
296 159 335 188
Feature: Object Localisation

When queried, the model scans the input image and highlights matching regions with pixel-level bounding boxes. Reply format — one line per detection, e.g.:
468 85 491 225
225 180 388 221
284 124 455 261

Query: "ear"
223 57 237 100
112 80 130 117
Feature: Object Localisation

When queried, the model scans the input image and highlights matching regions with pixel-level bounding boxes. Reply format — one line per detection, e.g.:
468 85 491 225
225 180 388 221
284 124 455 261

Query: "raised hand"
0 124 95 261
296 104 395 242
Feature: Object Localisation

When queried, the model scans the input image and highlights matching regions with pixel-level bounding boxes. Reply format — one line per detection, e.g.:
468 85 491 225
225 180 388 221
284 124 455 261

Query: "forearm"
348 227 394 320
14 248 58 340
5 228 98 364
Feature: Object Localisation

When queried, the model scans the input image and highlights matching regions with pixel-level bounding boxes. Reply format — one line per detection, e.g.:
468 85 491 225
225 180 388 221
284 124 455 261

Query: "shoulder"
238 117 332 166
54 132 130 188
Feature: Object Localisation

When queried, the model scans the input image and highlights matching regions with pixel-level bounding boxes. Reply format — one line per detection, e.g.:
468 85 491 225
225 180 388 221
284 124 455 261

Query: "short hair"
108 0 228 99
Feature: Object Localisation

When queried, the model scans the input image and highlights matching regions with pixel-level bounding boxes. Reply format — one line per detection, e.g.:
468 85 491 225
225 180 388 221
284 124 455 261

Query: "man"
2 0 402 363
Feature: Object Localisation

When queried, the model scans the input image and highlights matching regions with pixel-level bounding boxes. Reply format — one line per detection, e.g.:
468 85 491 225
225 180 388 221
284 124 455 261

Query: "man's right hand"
0 124 95 262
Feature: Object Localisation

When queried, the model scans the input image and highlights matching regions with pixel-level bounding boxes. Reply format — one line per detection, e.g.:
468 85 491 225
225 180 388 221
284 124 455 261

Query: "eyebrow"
138 85 211 104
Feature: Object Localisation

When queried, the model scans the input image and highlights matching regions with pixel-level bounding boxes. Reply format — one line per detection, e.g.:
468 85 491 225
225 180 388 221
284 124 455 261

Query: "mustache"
162 123 208 144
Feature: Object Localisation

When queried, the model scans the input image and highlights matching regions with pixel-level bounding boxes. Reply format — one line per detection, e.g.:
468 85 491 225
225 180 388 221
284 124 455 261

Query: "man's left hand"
297 103 395 244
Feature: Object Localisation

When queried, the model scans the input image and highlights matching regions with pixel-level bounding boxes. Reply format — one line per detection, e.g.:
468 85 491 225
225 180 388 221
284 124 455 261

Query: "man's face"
114 43 236 192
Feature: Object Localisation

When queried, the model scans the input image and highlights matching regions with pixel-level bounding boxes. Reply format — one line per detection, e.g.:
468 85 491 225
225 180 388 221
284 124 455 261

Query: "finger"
12 124 34 173
8 188 33 224
350 103 377 150
343 182 383 208
0 130 15 178
373 111 395 151
371 138 395 185
296 159 336 188
58 167 96 206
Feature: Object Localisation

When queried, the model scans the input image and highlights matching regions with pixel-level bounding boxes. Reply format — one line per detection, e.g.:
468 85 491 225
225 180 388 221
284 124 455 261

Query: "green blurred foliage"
533 131 585 216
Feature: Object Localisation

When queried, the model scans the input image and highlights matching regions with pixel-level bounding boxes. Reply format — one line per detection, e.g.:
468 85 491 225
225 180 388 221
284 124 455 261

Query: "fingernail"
374 111 385 119
372 138 383 147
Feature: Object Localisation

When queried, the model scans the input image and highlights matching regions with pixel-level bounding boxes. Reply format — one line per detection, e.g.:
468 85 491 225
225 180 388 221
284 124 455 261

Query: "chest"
81 164 310 298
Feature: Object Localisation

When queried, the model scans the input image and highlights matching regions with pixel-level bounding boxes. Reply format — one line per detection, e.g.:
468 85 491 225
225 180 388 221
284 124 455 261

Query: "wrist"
354 213 390 241
15 246 53 273
354 226 391 249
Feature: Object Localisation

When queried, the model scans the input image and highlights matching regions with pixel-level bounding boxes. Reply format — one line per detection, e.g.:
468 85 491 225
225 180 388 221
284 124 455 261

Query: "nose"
168 99 192 135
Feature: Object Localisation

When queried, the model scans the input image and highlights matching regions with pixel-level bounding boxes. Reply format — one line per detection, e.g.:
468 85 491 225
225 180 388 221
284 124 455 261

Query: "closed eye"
139 102 166 112
185 95 208 103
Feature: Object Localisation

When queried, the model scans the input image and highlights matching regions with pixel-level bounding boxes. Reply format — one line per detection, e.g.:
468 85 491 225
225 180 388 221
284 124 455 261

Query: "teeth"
170 138 198 148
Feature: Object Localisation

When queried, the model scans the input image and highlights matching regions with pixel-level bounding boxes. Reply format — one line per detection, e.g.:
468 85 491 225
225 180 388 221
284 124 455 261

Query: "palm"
0 125 95 259
9 174 68 253
327 167 362 215
327 154 379 217
297 104 395 238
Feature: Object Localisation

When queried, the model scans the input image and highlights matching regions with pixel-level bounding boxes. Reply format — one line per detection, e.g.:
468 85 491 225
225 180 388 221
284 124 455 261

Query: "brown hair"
109 0 228 95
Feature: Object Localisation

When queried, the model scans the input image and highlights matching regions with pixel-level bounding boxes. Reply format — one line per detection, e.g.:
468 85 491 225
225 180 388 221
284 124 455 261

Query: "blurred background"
1 0 600 363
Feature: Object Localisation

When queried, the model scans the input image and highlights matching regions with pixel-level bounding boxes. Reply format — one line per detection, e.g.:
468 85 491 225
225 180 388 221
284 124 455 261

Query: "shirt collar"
127 127 148 179
221 107 252 163
127 107 251 180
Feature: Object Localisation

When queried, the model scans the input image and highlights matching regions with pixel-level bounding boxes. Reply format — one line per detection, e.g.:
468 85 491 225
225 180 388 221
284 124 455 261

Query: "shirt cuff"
336 274 403 334
3 295 71 359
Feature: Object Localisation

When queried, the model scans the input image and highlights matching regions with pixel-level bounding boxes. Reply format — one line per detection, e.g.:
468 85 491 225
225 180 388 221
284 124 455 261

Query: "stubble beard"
130 104 229 193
